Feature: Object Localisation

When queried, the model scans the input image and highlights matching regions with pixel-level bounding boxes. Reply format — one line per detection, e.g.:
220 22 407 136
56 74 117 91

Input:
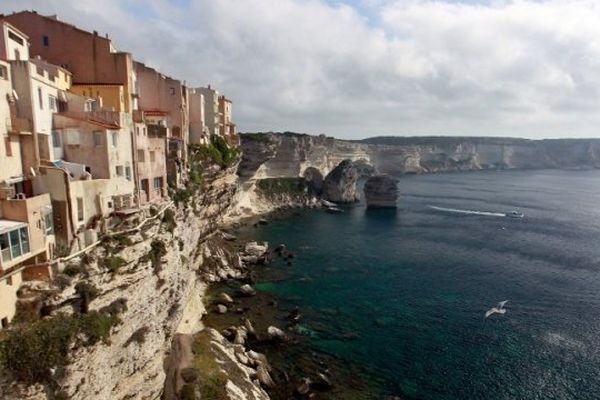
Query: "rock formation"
303 167 324 196
364 175 399 208
322 160 360 203
239 132 600 181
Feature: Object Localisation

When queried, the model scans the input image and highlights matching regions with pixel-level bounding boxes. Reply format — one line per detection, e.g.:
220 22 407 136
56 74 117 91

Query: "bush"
141 239 168 274
111 233 133 247
63 263 83 277
0 312 120 383
162 208 177 233
173 188 192 207
101 256 126 274
256 177 307 195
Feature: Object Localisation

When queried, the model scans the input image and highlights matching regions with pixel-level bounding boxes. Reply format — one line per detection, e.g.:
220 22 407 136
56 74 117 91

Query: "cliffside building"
188 88 208 145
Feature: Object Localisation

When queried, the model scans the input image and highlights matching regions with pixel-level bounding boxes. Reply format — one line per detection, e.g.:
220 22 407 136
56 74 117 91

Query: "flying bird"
485 300 509 318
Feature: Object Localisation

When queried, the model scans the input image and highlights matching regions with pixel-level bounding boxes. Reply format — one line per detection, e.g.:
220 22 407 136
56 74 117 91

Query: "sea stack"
364 175 399 208
322 159 360 203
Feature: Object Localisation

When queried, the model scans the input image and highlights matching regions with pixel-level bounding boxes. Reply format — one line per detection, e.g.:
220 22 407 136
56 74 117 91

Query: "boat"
506 211 524 218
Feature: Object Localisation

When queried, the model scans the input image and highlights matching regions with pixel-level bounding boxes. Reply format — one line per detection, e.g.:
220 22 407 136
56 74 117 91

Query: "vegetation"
0 311 120 384
63 263 83 277
189 135 239 169
256 177 307 195
140 239 168 274
191 331 228 400
241 132 271 143
173 188 193 207
124 326 149 347
162 208 177 233
101 256 127 274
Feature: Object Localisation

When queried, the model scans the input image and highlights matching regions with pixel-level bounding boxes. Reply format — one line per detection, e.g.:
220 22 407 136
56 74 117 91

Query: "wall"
3 11 135 113
188 89 207 145
70 84 125 112
0 22 29 61
197 87 219 136
0 60 23 181
0 270 22 325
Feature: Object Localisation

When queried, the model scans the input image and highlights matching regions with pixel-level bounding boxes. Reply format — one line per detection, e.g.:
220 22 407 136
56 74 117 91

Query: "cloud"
2 0 600 139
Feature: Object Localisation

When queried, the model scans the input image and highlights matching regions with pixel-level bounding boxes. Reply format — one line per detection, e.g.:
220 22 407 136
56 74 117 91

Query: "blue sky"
2 0 600 139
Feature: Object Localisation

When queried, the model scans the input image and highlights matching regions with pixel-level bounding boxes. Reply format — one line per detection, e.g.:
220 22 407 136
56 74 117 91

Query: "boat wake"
429 205 507 217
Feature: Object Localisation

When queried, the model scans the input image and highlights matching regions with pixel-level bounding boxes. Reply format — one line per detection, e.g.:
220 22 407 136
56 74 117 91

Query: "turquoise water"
240 169 600 399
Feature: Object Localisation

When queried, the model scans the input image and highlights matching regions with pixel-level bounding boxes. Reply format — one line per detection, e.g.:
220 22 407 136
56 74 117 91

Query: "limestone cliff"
239 133 600 179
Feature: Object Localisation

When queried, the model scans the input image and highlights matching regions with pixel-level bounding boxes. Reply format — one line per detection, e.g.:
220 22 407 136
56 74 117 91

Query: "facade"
133 119 167 204
218 95 238 146
188 88 208 145
0 21 29 61
197 86 220 137
135 61 188 186
2 11 138 113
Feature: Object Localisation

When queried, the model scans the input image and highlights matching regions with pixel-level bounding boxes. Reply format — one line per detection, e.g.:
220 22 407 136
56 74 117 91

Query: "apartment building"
188 88 208 145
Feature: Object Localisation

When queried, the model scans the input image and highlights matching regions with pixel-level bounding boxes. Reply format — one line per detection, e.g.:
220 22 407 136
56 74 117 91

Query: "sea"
222 169 600 400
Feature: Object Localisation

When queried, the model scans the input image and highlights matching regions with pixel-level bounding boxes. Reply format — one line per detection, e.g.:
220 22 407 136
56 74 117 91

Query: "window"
1 227 30 261
77 197 84 222
0 233 9 262
44 211 54 235
8 30 24 45
52 131 61 148
1 318 7 329
19 228 29 254
43 35 50 47
6 276 12 286
150 151 155 163
48 95 57 111
0 65 7 80
93 131 103 147
14 49 20 60
137 149 145 162
170 87 175 95
111 132 118 147
125 166 131 181
153 177 163 192
135 127 139 136
116 165 124 177
4 137 12 157
38 87 43 109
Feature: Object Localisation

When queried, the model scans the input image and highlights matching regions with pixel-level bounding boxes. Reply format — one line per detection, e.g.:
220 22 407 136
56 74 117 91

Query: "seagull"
485 300 509 318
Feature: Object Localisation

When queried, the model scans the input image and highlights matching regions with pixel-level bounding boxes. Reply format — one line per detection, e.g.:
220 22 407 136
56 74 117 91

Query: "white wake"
429 205 507 217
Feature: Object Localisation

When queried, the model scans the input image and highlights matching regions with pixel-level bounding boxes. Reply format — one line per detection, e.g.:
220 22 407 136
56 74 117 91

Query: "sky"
2 0 600 140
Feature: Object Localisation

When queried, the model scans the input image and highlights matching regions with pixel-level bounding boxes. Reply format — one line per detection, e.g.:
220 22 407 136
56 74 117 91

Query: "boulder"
303 167 324 196
216 304 228 314
322 160 360 203
296 378 311 395
240 284 257 297
311 372 333 391
267 325 289 342
233 327 248 345
218 292 234 305
256 364 275 388
364 174 399 208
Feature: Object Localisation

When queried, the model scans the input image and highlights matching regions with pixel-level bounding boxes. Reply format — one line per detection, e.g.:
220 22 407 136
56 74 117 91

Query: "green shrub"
0 311 120 383
141 239 167 274
162 208 177 233
256 177 306 195
173 188 192 207
101 256 126 274
111 233 133 247
63 263 83 277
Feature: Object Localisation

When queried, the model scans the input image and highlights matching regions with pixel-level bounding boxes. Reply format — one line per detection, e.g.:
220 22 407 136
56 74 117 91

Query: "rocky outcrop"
240 133 600 181
364 175 399 208
303 167 324 196
322 160 360 203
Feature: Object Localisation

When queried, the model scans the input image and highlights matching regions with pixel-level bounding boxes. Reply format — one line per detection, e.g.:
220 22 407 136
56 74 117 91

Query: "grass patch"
191 331 228 400
101 256 127 274
256 177 307 195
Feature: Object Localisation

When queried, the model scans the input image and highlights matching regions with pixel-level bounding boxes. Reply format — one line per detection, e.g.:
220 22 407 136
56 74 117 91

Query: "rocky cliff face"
0 163 272 400
240 133 600 179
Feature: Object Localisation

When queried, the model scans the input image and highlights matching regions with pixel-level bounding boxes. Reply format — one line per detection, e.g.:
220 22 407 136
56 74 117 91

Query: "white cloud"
2 0 600 138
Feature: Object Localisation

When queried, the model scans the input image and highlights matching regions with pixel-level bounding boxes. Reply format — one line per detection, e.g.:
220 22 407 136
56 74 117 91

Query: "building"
135 61 188 186
197 86 219 137
0 20 29 61
188 88 208 145
2 11 138 113
218 95 238 146
0 29 55 327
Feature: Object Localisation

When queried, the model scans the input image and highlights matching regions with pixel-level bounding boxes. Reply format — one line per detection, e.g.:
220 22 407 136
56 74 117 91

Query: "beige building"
135 61 188 186
188 88 208 145
197 86 220 137
0 21 29 61
218 95 238 146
